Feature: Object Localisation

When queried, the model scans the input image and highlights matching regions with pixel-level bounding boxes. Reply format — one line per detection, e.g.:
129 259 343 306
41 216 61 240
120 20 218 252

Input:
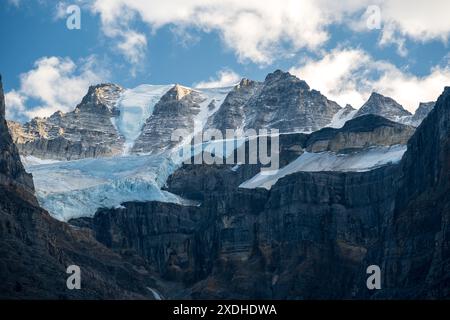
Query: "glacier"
21 82 409 222
23 153 196 221
113 84 174 154
22 84 233 221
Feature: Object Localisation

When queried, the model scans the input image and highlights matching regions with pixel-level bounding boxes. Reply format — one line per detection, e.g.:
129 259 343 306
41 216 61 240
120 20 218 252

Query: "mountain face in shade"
0 75 35 201
354 92 412 122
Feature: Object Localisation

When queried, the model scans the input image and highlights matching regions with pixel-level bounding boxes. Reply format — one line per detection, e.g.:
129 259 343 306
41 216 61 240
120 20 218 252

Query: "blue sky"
1 0 449 121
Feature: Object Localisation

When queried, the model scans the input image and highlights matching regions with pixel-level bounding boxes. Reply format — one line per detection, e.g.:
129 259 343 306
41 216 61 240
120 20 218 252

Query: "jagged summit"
355 91 411 122
264 69 310 90
168 84 193 100
77 83 123 113
208 69 340 133
410 101 435 126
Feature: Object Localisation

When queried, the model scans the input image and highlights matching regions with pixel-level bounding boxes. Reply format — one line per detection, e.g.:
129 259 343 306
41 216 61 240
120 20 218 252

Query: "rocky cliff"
0 76 36 202
409 101 435 127
0 76 162 299
88 87 450 299
305 114 415 153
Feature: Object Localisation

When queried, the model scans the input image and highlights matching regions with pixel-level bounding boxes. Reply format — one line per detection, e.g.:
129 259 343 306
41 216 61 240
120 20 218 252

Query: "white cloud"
87 0 450 64
290 48 450 111
90 0 346 65
5 56 108 121
194 69 241 88
380 0 450 42
116 30 147 72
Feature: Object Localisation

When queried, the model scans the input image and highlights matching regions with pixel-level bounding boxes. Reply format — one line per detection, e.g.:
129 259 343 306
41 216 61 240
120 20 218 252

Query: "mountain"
409 101 435 126
8 83 125 160
327 104 357 128
354 92 412 123
86 87 450 299
7 70 424 221
0 75 164 299
208 70 342 133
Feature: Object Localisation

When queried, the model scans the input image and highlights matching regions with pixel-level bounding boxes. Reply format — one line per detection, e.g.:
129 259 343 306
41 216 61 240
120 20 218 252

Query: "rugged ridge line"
88 87 450 299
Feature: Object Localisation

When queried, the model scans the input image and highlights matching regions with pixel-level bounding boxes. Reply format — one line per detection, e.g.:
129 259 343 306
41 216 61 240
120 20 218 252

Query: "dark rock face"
371 87 450 298
0 76 159 299
90 88 450 299
355 92 412 122
0 75 35 201
8 84 125 160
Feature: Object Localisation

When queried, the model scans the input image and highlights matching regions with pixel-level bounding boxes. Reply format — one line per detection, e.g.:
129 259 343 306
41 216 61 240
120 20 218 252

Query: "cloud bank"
89 0 450 66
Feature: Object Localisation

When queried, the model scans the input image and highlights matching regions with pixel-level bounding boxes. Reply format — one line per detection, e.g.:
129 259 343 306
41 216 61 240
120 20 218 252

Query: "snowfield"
239 145 407 190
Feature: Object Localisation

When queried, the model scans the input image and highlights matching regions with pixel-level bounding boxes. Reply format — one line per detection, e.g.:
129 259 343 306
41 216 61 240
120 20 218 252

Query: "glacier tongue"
24 153 191 221
22 84 235 221
113 84 174 154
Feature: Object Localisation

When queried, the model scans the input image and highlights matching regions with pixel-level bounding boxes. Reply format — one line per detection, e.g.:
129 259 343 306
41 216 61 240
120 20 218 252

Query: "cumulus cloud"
194 69 241 88
86 0 450 64
116 30 147 72
90 0 345 65
5 56 108 121
290 48 450 111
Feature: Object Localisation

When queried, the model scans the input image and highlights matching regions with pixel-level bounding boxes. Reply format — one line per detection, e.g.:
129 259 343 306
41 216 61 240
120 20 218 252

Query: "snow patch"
240 145 407 190
328 108 358 129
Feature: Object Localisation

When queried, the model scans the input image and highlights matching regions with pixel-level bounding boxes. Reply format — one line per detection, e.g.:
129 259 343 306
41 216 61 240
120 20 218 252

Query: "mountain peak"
264 69 310 90
355 91 411 121
236 78 256 89
170 84 193 100
77 83 123 113
344 104 355 111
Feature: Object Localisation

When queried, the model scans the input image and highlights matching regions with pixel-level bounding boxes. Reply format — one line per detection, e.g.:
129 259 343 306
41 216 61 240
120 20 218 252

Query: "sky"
1 0 450 122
